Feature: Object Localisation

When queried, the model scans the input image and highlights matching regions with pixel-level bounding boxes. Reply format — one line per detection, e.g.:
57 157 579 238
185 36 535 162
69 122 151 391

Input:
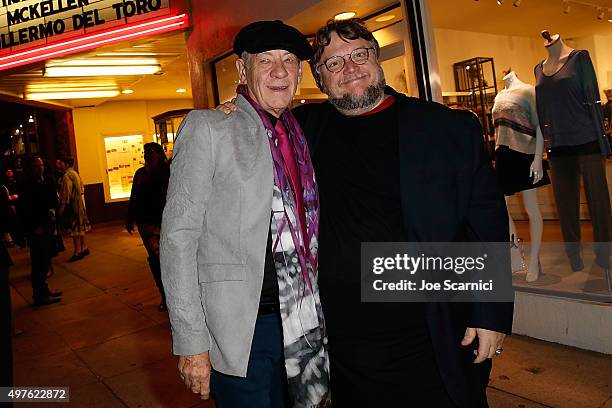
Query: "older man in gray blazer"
160 21 329 408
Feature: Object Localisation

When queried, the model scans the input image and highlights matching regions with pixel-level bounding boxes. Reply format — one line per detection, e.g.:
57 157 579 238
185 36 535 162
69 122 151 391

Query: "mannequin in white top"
541 30 575 76
498 71 545 282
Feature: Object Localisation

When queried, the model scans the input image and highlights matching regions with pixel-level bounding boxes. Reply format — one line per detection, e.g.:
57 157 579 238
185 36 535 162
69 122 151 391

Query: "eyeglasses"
316 47 375 74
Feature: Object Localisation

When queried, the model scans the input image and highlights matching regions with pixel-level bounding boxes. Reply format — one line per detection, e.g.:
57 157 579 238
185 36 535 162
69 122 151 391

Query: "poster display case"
152 109 190 158
103 135 144 200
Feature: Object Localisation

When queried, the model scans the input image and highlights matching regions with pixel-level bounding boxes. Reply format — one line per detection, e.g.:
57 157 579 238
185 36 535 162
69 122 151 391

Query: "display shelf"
452 57 498 148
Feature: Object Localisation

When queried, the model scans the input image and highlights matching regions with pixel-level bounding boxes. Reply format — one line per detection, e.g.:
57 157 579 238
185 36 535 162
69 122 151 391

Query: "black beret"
233 20 313 61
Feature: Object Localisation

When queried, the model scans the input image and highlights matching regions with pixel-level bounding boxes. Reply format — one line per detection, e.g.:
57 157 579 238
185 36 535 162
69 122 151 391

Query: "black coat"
294 86 513 408
18 176 57 235
0 186 13 269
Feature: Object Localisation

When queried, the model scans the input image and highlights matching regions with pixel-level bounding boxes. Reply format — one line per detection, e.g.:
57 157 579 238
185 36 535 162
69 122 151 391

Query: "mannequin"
535 30 611 272
540 30 575 76
493 71 549 282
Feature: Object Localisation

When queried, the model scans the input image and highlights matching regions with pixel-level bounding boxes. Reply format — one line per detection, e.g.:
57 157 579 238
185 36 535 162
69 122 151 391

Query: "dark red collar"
359 95 396 116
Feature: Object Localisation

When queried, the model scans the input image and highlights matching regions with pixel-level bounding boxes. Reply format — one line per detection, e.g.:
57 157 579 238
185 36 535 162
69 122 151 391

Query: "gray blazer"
160 95 274 377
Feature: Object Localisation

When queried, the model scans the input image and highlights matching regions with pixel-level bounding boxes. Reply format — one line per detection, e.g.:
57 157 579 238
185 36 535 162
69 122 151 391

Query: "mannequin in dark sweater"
535 31 611 271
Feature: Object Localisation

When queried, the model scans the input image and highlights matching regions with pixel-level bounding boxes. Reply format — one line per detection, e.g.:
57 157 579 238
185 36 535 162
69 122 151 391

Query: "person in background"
604 89 612 132
1 168 20 248
19 156 62 306
0 177 14 394
57 157 90 262
126 142 170 312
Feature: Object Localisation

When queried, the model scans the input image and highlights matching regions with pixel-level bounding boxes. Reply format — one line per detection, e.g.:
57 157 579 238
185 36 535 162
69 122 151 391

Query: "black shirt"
127 165 170 226
259 113 281 307
535 50 599 149
311 98 427 336
18 176 57 234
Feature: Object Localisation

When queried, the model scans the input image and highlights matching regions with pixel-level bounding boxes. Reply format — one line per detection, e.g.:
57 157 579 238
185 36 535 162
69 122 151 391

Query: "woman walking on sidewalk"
126 143 169 312
57 157 90 262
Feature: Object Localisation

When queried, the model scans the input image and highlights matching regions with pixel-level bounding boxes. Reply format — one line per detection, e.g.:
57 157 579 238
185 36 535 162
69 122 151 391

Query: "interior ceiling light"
44 64 161 77
97 52 158 56
121 89 134 94
176 88 187 93
375 14 395 23
28 86 119 93
47 58 159 66
563 0 571 13
27 82 117 90
334 11 356 20
513 0 521 6
27 90 120 100
597 7 605 19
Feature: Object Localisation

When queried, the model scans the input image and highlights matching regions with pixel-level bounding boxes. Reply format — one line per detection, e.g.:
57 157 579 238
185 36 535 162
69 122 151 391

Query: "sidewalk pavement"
8 224 612 407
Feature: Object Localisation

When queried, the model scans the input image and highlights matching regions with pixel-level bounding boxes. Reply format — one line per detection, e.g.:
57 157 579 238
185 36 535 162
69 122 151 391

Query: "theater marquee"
0 0 188 71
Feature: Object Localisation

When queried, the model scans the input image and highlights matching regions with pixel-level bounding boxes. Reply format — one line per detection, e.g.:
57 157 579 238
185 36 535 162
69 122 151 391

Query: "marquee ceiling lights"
26 90 121 100
46 58 159 66
44 64 161 77
0 14 189 72
26 81 117 90
28 86 119 92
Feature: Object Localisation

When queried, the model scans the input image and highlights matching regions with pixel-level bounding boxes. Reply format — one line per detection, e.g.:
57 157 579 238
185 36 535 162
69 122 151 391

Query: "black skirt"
495 145 551 196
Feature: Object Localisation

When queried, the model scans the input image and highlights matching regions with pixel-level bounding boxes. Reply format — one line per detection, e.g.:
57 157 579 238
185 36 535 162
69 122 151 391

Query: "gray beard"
328 77 386 114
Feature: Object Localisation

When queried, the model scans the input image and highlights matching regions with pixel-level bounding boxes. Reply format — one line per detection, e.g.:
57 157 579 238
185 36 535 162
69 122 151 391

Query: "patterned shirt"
492 83 539 154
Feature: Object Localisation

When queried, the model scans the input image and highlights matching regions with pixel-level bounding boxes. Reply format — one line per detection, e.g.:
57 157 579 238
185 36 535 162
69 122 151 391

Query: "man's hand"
178 352 212 399
216 98 237 115
461 327 506 364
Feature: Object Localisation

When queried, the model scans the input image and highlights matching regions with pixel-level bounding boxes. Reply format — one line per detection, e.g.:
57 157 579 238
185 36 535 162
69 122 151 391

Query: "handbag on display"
510 236 526 272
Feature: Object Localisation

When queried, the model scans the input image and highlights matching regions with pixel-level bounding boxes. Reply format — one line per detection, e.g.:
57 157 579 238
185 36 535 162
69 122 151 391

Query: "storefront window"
426 0 612 299
104 135 144 200
152 109 190 158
